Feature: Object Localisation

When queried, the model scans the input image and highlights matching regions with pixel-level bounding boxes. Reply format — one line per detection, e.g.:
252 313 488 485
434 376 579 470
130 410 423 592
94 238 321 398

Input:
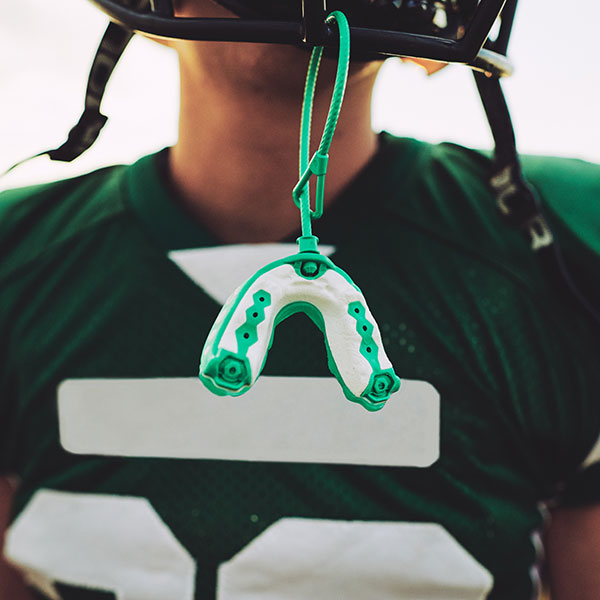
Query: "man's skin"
545 506 600 598
167 0 383 243
1 1 599 597
0 478 33 600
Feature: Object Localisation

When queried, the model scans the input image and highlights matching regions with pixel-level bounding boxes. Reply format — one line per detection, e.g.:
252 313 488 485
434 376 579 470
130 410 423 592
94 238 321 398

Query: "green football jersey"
1 134 599 599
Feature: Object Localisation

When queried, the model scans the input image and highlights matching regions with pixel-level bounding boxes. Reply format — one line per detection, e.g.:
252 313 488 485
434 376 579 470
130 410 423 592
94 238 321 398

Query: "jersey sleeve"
522 155 600 507
0 185 37 474
0 182 56 474
0 168 127 476
522 155 600 309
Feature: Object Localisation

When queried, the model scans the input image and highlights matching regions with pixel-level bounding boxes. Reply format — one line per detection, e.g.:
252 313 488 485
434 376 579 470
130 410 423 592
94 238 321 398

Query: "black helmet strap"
475 71 600 329
49 21 134 162
2 21 133 175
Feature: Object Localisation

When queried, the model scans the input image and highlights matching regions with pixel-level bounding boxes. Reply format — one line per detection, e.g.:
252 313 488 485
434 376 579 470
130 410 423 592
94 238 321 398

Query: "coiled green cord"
293 11 350 253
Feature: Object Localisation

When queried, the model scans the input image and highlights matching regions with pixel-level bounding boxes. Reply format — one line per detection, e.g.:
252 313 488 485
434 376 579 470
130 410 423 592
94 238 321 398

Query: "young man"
1 1 599 598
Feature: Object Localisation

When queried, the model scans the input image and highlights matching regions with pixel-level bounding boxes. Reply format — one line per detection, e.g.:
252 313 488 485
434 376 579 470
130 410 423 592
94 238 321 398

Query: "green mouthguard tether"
199 11 401 411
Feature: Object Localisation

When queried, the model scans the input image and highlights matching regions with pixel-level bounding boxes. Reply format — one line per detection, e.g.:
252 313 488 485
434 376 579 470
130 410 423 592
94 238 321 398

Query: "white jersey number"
4 490 196 600
5 490 492 600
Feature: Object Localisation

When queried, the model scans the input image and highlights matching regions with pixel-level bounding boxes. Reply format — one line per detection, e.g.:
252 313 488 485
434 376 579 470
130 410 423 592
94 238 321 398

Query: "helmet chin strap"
2 0 151 176
475 72 600 330
471 0 600 329
2 20 133 175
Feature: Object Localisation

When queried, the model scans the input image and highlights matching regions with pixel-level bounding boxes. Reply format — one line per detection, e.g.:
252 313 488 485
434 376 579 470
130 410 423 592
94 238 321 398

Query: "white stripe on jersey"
58 377 439 467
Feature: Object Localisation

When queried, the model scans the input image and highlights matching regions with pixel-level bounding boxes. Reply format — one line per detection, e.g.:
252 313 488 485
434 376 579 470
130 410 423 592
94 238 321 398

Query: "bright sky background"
1 0 598 191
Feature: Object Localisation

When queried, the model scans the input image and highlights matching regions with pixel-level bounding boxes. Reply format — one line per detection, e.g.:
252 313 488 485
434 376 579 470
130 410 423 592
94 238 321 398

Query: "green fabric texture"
1 134 599 599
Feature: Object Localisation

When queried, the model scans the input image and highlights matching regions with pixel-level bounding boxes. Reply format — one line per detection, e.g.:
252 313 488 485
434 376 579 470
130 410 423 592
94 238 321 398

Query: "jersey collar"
125 134 419 251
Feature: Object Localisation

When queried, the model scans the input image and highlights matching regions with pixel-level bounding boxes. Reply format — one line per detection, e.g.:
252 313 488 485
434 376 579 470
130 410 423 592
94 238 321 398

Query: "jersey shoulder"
520 154 600 255
379 137 526 269
419 140 600 250
521 154 600 309
389 137 599 258
379 136 600 319
0 165 128 284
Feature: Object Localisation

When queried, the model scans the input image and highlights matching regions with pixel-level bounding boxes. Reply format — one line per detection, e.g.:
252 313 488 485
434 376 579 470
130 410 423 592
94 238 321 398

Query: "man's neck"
168 46 382 244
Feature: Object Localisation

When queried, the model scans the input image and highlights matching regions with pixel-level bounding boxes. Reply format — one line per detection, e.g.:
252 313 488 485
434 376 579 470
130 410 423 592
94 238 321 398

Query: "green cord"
297 46 323 241
293 11 350 252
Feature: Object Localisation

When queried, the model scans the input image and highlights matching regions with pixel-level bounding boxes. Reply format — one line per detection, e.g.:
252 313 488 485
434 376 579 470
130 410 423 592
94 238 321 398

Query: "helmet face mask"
89 0 516 75
214 0 479 41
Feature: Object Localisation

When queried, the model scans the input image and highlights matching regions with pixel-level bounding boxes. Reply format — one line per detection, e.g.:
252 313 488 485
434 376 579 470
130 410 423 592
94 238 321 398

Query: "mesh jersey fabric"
0 133 599 599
